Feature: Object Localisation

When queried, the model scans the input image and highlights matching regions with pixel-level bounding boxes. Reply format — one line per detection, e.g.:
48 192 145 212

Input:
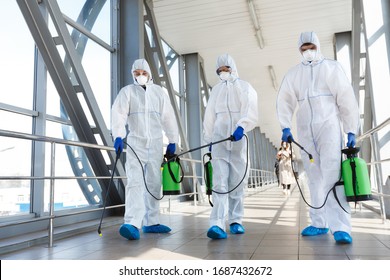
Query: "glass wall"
0 0 111 217
0 1 34 216
362 0 390 185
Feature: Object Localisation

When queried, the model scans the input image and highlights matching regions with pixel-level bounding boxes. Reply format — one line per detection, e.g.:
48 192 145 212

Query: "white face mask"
136 75 148 85
302 49 317 62
219 71 231 81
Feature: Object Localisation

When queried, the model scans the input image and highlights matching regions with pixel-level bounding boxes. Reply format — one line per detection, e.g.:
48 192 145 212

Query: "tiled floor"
1 180 390 260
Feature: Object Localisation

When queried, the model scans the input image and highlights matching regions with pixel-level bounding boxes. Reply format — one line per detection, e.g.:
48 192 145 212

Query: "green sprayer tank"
203 152 213 196
161 154 182 195
341 147 372 202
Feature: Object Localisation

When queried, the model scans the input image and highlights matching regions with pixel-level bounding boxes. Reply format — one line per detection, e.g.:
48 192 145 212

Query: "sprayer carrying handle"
165 154 184 184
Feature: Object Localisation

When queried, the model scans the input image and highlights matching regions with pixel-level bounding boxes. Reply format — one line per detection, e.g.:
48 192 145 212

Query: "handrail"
355 117 390 223
0 128 113 151
0 128 277 247
357 117 390 141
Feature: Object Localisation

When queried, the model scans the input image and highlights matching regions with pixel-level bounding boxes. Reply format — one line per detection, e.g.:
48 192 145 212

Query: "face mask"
219 71 231 81
302 49 317 62
136 75 148 85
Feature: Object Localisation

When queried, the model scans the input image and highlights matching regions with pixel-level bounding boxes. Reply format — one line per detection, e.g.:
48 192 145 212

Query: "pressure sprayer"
341 146 372 202
203 152 213 207
288 137 372 212
161 136 234 197
161 153 184 195
288 138 340 211
201 135 249 207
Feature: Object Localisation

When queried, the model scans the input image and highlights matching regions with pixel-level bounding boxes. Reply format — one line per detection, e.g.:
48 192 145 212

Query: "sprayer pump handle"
341 146 360 157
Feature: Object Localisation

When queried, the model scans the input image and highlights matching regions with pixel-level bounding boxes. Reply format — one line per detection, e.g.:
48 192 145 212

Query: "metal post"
370 134 386 223
48 142 56 248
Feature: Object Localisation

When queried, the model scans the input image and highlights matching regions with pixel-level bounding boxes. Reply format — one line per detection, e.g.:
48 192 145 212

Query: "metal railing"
0 128 277 247
356 117 390 223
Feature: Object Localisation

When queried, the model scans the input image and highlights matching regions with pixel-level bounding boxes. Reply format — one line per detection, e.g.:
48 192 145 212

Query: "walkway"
1 179 390 260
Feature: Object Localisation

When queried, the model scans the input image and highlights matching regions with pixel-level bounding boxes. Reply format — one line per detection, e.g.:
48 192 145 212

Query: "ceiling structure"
152 0 352 147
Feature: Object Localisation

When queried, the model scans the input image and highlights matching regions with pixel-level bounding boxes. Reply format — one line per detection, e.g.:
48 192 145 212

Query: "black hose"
124 142 164 201
174 136 234 160
209 134 249 195
288 139 349 213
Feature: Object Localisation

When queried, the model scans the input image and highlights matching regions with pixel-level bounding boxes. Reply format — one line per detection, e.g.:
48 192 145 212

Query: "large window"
0 1 34 216
0 0 111 217
362 0 390 185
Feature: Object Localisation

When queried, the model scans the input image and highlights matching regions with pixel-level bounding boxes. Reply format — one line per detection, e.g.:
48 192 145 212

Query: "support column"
117 0 144 89
184 53 203 177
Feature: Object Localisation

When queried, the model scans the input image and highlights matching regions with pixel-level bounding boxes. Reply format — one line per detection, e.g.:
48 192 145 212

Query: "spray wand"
287 137 349 213
288 137 314 163
175 136 234 159
97 151 121 236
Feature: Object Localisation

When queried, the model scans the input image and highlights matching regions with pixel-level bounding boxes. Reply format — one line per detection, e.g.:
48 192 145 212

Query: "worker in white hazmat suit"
276 32 359 244
111 58 179 240
203 54 258 239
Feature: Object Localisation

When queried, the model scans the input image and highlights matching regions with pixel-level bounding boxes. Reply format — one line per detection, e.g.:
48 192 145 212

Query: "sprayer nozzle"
309 155 314 163
99 233 102 237
310 159 314 163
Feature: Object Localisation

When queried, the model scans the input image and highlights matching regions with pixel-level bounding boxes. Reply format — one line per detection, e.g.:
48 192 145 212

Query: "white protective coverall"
276 32 359 234
111 59 179 229
203 54 258 231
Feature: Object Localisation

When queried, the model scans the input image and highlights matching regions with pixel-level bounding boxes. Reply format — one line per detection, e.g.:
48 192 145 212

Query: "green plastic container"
204 153 213 195
162 158 181 195
341 147 372 202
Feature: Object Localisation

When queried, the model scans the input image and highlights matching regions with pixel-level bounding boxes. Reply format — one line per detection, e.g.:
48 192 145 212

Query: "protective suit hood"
298 31 324 64
131 58 153 85
216 54 239 81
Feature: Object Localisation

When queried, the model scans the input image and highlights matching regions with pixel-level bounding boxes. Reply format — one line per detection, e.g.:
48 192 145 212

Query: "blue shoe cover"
119 224 140 240
301 226 329 236
142 224 171 233
334 231 352 244
207 226 227 239
230 223 245 234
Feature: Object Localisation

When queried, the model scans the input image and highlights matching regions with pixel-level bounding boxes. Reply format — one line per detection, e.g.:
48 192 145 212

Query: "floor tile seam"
370 233 390 250
252 186 297 257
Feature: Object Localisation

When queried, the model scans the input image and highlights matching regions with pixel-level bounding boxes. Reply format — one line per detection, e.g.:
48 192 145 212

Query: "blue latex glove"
347 132 356 148
166 143 176 155
282 128 294 143
114 137 123 155
232 126 244 141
